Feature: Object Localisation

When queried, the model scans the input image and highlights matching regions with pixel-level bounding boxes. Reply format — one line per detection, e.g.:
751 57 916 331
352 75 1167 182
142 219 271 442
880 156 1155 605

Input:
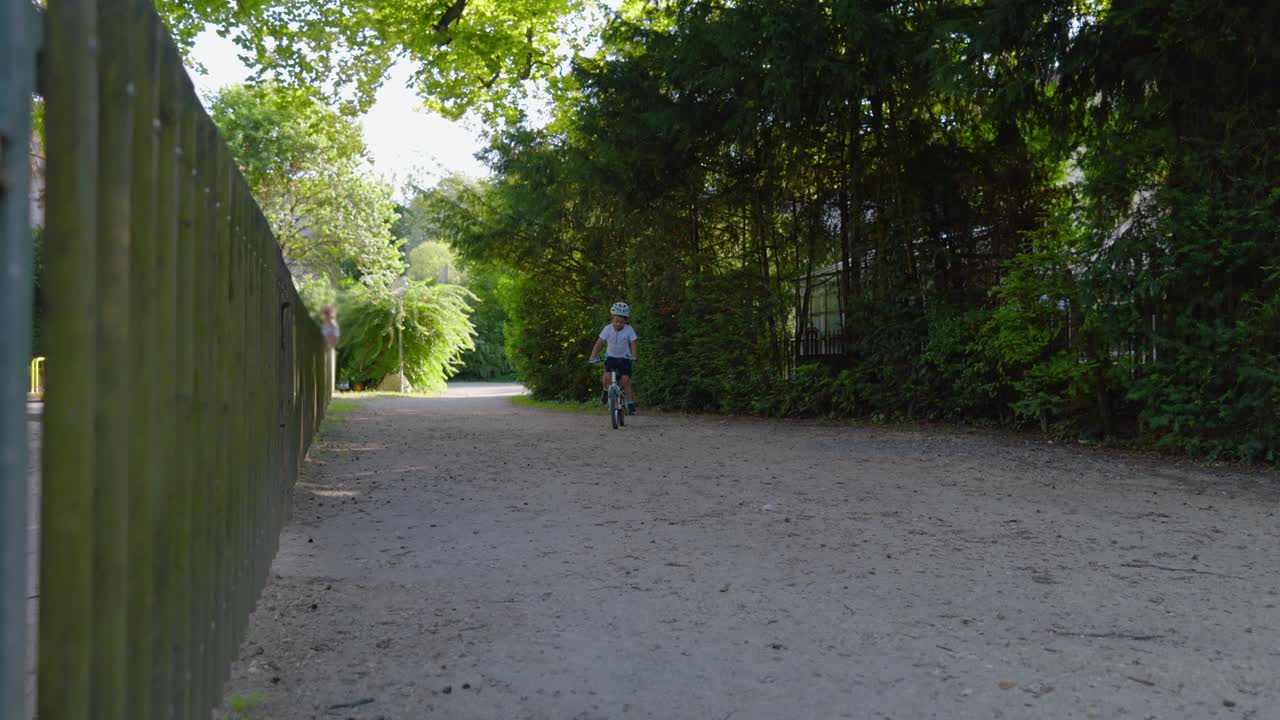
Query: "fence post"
0 1 38 716
39 0 100 716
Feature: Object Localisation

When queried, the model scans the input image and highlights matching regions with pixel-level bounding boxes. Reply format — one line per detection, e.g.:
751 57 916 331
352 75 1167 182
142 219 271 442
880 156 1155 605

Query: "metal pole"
398 298 406 393
0 2 38 716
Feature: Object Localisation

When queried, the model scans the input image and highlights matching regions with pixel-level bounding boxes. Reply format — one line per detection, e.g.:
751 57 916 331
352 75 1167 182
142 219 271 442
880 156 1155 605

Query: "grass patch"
326 396 364 417
453 373 519 382
336 390 441 400
224 690 267 719
512 395 602 414
318 396 365 437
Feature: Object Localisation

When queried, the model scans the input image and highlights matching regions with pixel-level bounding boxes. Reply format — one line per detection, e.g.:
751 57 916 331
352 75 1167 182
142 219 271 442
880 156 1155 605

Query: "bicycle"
590 355 634 430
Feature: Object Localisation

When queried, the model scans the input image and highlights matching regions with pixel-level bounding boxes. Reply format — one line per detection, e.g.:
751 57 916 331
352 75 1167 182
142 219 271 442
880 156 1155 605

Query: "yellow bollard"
28 357 45 399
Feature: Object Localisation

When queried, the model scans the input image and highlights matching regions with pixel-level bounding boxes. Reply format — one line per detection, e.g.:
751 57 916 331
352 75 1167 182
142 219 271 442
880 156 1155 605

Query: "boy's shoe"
627 401 637 415
601 390 608 405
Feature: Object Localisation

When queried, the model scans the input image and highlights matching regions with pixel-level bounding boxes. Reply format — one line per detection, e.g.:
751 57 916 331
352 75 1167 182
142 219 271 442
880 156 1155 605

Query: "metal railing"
1 0 40 717
2 0 331 717
782 329 850 377
28 358 44 399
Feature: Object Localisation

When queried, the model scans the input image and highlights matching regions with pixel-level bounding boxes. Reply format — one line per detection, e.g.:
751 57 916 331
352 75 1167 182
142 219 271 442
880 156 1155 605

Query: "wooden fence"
1 0 331 717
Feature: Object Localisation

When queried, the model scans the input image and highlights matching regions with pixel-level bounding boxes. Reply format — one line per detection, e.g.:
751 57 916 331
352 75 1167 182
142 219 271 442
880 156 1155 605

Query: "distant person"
589 302 638 415
320 305 340 349
321 305 340 391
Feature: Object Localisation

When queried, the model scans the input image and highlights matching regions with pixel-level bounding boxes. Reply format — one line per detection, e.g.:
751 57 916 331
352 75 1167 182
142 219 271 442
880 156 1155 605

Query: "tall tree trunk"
845 97 865 357
1086 325 1114 437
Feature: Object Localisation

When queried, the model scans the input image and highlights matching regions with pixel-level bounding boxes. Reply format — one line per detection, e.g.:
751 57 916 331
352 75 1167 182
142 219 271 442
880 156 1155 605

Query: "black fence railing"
782 330 850 377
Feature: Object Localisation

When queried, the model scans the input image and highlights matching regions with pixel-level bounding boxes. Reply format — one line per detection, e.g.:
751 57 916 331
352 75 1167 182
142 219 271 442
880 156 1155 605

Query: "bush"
453 267 514 380
337 279 476 393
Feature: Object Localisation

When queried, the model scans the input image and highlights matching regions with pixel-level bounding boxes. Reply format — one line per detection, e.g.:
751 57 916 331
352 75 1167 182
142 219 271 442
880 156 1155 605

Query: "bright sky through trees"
185 0 623 196
189 30 491 193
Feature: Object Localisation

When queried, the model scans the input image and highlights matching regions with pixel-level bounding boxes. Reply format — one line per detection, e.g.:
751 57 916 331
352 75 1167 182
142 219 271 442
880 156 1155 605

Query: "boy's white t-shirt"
599 323 638 358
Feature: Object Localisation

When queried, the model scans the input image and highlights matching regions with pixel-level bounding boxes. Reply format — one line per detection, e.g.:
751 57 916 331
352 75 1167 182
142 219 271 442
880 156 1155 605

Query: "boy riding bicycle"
590 302 638 415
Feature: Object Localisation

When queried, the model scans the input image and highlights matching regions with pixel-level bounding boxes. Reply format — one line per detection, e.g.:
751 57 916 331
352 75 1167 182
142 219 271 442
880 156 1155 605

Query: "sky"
188 31 491 196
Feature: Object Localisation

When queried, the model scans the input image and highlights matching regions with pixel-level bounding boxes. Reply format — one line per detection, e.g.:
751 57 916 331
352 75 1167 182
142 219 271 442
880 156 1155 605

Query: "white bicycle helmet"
610 301 631 317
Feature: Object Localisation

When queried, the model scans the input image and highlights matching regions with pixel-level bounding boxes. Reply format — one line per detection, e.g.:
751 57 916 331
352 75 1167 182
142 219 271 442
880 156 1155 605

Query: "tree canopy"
158 0 587 120
426 0 1279 460
209 83 480 392
407 241 463 284
209 83 405 281
181 0 1277 456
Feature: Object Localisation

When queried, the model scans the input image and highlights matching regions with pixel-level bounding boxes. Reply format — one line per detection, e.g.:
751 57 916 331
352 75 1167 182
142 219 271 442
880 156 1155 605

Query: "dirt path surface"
219 384 1279 720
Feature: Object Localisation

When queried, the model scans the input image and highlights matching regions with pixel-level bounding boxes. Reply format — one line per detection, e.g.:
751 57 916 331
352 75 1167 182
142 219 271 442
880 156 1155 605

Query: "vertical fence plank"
209 116 228 712
194 117 220 716
242 190 255 643
0 0 37 716
39 0 99 717
91 0 136 715
170 45 197 720
201 119 219 705
248 231 261 602
123 6 159 717
256 240 270 599
150 28 182 716
175 71 201 720
241 190 258 635
213 133 233 696
229 185 246 652
244 222 258 611
278 283 295 546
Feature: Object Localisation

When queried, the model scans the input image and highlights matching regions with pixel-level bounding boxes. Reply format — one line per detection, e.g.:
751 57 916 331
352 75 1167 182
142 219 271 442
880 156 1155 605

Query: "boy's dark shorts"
604 357 633 378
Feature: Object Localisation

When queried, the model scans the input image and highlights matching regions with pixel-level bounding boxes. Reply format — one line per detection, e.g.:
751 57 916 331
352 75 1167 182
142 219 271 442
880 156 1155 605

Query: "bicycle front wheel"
609 388 620 429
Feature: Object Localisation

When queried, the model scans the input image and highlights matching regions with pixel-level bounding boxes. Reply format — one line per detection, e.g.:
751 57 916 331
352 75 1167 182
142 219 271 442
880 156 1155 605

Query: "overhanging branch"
433 0 468 34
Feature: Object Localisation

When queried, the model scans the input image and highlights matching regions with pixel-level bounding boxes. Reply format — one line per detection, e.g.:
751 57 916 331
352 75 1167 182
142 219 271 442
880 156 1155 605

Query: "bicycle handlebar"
590 354 635 365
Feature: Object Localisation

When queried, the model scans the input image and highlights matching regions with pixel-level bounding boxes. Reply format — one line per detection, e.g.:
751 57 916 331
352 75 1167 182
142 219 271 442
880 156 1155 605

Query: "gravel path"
219 384 1279 719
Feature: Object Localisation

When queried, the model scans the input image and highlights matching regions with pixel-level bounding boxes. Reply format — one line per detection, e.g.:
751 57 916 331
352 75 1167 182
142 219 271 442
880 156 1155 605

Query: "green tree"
452 265 514 380
390 193 438 257
183 0 1279 458
407 241 463 284
337 279 477 393
402 178 521 379
158 0 587 120
293 273 339 324
209 83 405 282
1063 0 1280 458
